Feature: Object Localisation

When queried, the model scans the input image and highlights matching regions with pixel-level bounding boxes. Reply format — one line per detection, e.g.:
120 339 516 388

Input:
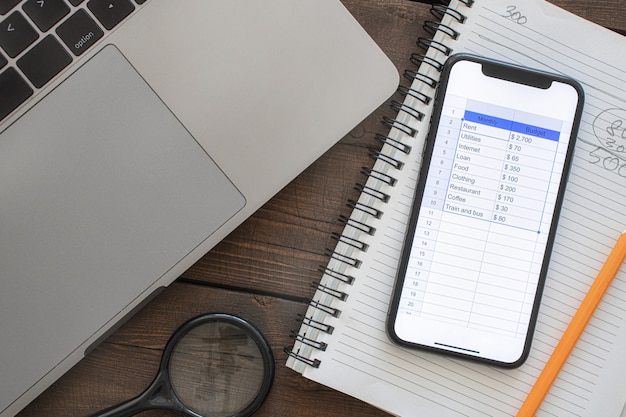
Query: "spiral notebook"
286 0 626 416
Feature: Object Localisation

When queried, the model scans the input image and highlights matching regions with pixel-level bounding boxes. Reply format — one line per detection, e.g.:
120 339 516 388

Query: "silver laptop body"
0 1 398 415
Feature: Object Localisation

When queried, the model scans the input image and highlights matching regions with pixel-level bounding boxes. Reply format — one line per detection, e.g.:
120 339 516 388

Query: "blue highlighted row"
463 110 560 141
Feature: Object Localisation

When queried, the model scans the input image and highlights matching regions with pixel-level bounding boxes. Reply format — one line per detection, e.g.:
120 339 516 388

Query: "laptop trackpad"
0 45 244 405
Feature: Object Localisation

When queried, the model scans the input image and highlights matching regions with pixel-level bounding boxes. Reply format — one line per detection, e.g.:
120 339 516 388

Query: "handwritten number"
590 108 626 177
502 5 528 25
607 120 626 148
604 156 620 171
589 147 602 165
589 146 626 178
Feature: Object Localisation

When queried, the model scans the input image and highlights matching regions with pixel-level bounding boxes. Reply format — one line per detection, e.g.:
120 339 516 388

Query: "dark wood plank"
549 0 626 33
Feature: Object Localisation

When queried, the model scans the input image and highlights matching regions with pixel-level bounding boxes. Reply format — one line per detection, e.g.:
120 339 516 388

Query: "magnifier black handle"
90 395 145 417
90 372 192 417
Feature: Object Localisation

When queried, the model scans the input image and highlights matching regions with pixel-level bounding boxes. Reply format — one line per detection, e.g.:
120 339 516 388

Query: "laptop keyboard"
0 0 146 122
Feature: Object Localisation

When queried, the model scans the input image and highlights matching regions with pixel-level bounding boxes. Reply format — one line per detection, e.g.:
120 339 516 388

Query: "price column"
491 120 561 231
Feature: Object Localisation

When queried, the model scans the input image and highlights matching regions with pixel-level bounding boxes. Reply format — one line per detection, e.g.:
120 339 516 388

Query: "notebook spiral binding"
284 1 472 370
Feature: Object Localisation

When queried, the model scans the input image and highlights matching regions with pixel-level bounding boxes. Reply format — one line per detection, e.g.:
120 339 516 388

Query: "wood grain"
16 1 624 416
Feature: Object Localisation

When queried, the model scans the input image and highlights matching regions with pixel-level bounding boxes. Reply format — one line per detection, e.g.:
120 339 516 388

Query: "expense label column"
446 112 510 221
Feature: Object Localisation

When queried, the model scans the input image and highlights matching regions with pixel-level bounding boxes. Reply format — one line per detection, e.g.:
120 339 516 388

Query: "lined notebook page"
287 1 626 415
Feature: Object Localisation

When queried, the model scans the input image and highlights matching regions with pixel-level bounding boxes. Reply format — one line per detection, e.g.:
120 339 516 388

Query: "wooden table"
17 1 625 416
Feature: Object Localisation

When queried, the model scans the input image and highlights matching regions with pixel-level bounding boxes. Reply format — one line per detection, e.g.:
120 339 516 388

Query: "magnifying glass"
91 313 274 417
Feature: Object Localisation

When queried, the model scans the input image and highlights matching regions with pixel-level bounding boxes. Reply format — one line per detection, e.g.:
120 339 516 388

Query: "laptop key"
0 67 33 121
87 0 134 30
0 0 20 15
17 34 72 88
23 0 71 32
0 52 6 68
0 11 39 58
56 9 103 56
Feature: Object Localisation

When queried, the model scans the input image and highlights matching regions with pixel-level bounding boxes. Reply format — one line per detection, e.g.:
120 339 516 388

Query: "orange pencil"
517 230 626 417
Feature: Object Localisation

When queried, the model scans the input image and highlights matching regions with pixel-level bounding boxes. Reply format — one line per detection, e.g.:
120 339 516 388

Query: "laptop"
0 1 398 415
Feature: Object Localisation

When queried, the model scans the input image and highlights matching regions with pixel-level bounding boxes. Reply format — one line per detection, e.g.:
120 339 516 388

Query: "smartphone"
387 54 584 367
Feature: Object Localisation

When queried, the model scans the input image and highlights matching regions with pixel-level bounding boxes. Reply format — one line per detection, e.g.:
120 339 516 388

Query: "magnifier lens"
169 320 267 417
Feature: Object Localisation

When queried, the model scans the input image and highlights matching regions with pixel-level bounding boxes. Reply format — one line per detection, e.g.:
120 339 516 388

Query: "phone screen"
388 55 583 366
